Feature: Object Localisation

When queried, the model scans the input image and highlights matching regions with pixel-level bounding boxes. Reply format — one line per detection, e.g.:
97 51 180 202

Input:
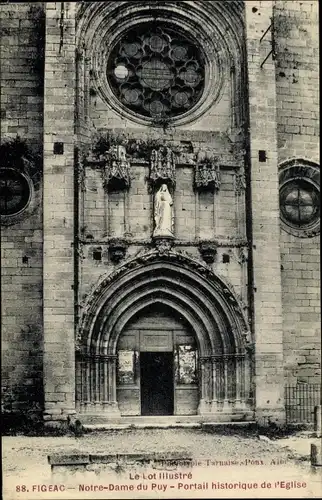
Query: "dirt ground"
2 428 322 499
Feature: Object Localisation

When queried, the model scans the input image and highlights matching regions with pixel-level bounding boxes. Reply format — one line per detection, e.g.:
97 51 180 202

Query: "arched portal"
117 303 200 416
76 252 253 419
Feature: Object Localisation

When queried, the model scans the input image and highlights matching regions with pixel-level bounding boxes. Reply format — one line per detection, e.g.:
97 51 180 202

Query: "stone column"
235 168 246 239
195 190 200 240
103 189 109 238
222 355 229 411
235 354 247 409
102 356 109 407
245 1 285 424
124 188 132 238
213 190 219 238
94 355 100 406
198 356 212 414
211 355 221 412
43 3 76 424
108 355 120 415
75 354 81 412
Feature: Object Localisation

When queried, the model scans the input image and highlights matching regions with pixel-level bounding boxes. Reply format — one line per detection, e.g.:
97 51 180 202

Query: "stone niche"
103 146 131 191
194 157 221 192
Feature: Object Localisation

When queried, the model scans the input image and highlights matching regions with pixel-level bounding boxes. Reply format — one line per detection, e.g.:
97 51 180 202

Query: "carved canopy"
103 145 131 190
195 159 221 191
149 146 176 188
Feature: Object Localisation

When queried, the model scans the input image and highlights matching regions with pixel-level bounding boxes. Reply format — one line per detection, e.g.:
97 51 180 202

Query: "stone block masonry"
0 0 319 424
43 2 76 423
0 2 44 411
245 1 285 424
0 3 44 151
274 0 320 385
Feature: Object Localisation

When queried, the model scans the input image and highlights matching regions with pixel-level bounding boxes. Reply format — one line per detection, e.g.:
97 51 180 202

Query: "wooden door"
140 352 174 416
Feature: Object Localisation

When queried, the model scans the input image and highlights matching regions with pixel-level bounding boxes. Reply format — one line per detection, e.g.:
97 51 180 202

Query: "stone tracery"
279 158 320 238
107 24 205 119
75 1 246 127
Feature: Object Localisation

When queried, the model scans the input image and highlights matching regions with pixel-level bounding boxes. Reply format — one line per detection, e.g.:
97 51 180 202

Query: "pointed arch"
76 251 252 418
79 251 250 357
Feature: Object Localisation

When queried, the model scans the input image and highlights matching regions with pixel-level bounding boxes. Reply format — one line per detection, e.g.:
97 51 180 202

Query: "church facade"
0 1 320 426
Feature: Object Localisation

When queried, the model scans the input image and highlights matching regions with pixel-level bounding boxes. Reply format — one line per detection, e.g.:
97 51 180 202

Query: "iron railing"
285 384 321 424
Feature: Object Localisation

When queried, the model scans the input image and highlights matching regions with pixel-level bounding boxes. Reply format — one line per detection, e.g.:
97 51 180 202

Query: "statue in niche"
153 184 174 238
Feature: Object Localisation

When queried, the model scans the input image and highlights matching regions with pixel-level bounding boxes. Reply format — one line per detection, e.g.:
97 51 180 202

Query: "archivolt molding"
76 2 245 53
101 292 218 355
96 279 226 352
75 1 246 126
78 248 251 357
278 157 320 174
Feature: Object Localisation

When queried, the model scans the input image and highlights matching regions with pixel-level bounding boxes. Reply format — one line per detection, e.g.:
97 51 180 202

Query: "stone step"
79 413 254 427
81 415 256 431
84 422 202 431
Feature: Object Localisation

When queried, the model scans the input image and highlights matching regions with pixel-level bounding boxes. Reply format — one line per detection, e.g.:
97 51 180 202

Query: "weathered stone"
0 0 320 427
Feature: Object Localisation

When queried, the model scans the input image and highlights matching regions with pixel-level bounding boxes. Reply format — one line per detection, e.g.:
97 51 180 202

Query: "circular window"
280 180 320 228
279 160 320 237
107 25 205 120
0 169 31 216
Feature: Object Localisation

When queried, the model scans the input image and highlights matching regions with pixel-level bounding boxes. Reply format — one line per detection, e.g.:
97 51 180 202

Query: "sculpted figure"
153 184 174 237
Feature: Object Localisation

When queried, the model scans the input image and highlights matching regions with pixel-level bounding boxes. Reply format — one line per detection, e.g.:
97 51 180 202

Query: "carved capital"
198 241 218 264
149 146 176 188
195 158 221 191
199 356 212 365
103 145 131 191
104 354 118 362
108 238 128 263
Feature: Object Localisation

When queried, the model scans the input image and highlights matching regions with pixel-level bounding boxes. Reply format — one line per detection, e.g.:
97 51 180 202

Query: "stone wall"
245 0 285 423
77 0 249 358
89 75 233 134
0 2 44 411
0 0 319 420
274 0 320 384
0 3 44 147
78 161 246 311
42 2 76 421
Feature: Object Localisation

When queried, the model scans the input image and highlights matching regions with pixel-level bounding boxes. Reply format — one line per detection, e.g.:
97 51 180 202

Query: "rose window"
107 25 205 119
